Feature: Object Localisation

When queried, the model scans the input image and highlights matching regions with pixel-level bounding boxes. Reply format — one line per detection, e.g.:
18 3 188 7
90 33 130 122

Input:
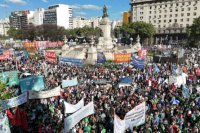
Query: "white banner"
125 102 145 130
169 76 177 84
175 73 188 87
64 101 94 133
0 115 11 133
64 98 84 114
114 114 126 133
29 86 61 99
0 92 27 111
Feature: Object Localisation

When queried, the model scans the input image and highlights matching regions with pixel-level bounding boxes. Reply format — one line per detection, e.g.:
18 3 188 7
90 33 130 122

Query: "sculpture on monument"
102 5 109 18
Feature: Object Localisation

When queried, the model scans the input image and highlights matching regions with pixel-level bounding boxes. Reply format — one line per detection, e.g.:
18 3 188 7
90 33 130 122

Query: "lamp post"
130 37 133 47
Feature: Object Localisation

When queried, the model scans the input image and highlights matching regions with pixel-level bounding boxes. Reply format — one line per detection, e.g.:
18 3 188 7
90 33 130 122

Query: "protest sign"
19 75 44 93
169 75 177 84
64 101 94 133
36 41 47 49
0 92 27 111
114 53 131 63
64 98 84 114
29 86 61 99
114 114 126 133
0 71 18 86
132 56 145 69
47 42 58 48
26 48 37 53
57 42 64 46
24 42 36 48
0 115 11 133
0 51 10 60
62 77 78 88
45 51 57 63
125 102 145 130
97 52 106 63
139 49 147 59
60 57 83 67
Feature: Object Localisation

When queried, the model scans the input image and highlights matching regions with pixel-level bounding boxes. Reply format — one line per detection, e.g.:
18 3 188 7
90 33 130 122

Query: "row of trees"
114 22 156 44
6 24 101 42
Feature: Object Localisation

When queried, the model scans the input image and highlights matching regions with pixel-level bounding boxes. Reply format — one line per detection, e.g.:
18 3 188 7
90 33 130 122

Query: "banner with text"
45 51 57 63
19 75 44 93
29 86 61 99
64 98 84 114
24 42 36 48
58 42 64 46
114 114 126 133
36 41 47 49
0 51 10 60
60 57 83 67
0 71 18 86
139 49 147 59
114 53 131 63
47 42 58 48
26 48 37 53
62 77 78 88
0 92 27 111
125 102 145 130
64 101 94 133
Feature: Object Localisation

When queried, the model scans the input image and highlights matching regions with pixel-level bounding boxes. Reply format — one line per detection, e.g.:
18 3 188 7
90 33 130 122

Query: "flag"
114 114 126 133
21 106 28 131
173 64 176 70
0 115 11 133
132 56 145 69
139 49 147 59
182 85 189 99
2 71 7 82
155 65 160 72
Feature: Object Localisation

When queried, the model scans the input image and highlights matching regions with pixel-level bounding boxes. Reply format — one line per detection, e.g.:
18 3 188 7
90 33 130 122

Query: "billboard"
114 53 131 63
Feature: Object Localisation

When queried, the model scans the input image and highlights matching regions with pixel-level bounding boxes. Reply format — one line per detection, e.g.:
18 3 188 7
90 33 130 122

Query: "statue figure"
102 4 109 18
100 29 104 37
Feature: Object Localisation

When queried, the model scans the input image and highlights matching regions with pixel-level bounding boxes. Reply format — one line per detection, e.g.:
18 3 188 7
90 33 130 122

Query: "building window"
165 5 167 7
187 18 189 22
186 24 189 27
182 8 184 11
175 19 177 22
180 19 183 22
160 5 162 8
154 15 156 18
188 7 190 11
159 10 162 13
154 11 156 14
187 13 190 16
164 20 166 22
176 9 178 12
159 15 161 18
164 15 166 18
149 11 151 14
154 20 156 23
194 12 196 16
175 14 178 17
170 9 172 12
150 6 152 9
163 24 166 27
194 7 197 10
159 20 161 23
165 10 167 13
169 19 171 22
149 16 151 19
170 14 172 17
181 13 184 17
189 2 191 5
180 24 183 27
182 3 185 6
158 25 161 28
176 3 179 6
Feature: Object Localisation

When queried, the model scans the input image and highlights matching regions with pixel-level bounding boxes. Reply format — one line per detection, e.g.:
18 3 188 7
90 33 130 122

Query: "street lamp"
130 37 133 47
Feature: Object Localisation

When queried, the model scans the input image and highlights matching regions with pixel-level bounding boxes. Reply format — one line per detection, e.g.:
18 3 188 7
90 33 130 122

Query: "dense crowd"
1 48 200 133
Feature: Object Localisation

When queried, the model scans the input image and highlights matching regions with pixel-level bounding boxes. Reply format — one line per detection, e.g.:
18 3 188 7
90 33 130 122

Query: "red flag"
139 49 147 59
38 125 43 133
13 107 22 126
21 106 28 131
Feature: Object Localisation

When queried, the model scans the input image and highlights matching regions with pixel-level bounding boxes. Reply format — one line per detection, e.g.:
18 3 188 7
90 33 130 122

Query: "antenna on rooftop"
5 0 7 18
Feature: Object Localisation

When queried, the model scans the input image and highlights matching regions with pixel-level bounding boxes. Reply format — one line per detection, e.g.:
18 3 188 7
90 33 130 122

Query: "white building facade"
33 8 45 26
44 4 73 29
130 0 200 42
73 17 91 29
0 18 10 36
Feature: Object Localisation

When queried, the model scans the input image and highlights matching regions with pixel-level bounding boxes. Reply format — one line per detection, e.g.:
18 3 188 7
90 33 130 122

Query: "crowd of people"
0 48 200 133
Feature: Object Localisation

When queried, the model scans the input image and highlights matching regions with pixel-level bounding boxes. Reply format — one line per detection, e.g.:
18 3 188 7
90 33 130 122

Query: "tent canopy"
119 78 133 83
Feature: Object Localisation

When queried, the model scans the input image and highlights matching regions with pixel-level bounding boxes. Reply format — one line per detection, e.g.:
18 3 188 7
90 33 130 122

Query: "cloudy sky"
0 0 131 20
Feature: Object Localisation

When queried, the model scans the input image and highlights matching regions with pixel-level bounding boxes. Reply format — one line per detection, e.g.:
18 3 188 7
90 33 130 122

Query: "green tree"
7 27 18 39
186 17 200 46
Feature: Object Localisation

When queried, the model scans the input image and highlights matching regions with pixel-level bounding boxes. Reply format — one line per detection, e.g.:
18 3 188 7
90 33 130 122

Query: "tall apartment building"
0 18 10 36
130 0 200 42
44 4 73 29
73 17 91 29
9 10 35 30
33 8 45 26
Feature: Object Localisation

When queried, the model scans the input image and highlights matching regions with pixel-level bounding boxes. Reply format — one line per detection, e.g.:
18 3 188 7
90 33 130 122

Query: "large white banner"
175 73 188 87
29 86 61 99
125 102 145 130
114 114 126 133
64 98 84 114
0 92 27 111
0 115 11 133
64 101 94 133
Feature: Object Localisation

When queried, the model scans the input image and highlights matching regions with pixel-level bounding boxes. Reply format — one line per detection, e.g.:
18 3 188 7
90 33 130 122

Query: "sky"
0 0 131 20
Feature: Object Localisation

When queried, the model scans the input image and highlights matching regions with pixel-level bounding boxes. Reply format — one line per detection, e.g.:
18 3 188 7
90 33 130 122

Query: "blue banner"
60 57 83 67
132 56 145 69
25 52 28 58
19 75 44 93
62 77 78 88
97 52 106 63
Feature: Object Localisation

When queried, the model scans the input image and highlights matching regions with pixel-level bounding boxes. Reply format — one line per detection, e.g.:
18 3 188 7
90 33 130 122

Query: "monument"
61 5 141 64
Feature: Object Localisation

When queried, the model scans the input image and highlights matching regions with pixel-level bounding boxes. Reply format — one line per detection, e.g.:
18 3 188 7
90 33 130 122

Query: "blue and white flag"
155 65 160 72
132 56 145 69
173 64 176 70
182 85 189 99
2 71 7 82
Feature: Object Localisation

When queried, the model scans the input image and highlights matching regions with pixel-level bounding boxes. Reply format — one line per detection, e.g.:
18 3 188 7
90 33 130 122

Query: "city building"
90 17 102 28
9 10 35 30
123 11 131 24
0 18 10 36
33 8 45 26
73 17 91 28
130 0 200 43
111 20 122 30
44 4 73 29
